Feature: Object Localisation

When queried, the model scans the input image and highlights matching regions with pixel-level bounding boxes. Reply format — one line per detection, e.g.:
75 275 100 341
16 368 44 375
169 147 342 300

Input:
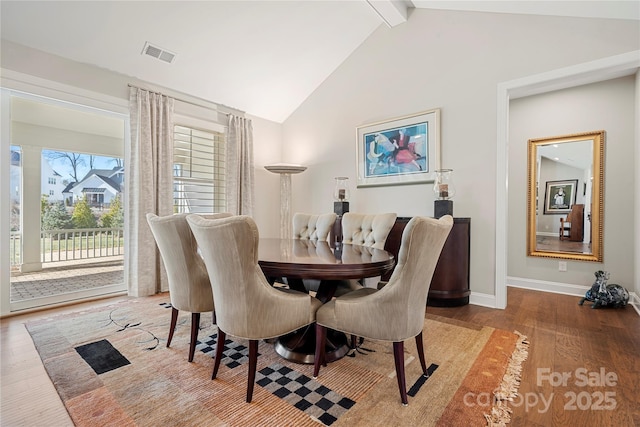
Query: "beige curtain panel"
225 114 255 216
127 87 175 296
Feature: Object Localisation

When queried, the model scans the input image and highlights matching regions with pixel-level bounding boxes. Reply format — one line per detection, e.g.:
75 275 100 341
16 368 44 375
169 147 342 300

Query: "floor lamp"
265 163 307 240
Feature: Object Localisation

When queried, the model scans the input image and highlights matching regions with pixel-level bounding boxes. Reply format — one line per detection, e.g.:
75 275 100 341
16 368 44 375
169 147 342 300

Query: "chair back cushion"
342 212 397 249
186 215 322 340
146 212 230 313
292 212 337 241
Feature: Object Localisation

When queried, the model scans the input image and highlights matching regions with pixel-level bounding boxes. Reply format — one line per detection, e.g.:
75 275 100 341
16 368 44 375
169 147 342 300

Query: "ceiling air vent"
141 42 176 64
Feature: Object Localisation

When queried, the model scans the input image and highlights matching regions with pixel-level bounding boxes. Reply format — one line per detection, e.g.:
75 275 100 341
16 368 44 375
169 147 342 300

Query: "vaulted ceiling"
1 1 638 123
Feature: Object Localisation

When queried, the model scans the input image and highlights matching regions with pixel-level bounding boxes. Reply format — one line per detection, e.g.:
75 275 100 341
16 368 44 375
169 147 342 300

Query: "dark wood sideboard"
382 217 471 306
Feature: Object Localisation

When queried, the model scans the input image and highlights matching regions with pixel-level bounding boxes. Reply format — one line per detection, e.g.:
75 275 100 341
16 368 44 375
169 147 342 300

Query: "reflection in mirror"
527 130 604 262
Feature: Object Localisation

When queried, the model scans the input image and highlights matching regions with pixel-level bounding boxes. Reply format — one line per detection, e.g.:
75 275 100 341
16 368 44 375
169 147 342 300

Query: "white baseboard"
507 276 590 297
464 279 639 315
469 292 496 308
508 276 639 317
536 232 558 237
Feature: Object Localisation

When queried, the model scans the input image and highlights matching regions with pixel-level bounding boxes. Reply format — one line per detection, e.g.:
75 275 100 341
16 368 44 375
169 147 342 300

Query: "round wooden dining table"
258 238 395 364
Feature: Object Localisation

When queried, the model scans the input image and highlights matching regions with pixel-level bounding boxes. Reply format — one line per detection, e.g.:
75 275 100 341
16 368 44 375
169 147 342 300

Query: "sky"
42 149 123 183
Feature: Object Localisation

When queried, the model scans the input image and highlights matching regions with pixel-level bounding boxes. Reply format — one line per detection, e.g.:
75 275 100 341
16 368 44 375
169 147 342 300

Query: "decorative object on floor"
265 163 307 240
356 108 440 188
579 270 629 309
433 168 455 218
26 294 528 427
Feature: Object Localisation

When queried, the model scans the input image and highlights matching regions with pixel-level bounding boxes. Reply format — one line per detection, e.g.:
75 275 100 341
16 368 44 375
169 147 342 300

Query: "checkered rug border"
256 363 355 426
195 331 438 426
196 333 257 369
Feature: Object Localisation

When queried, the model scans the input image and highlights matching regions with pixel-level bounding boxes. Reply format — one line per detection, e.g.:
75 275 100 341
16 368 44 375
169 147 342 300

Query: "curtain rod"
127 83 241 116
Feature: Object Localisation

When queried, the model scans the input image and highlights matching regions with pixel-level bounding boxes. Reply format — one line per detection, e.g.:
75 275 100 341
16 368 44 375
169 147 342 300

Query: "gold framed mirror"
527 130 604 262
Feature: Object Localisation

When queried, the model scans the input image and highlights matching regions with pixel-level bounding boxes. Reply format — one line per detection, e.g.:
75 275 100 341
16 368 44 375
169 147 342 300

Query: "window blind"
173 125 225 214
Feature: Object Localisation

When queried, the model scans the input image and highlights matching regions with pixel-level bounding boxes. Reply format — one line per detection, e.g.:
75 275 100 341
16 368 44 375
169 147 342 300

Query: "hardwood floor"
536 235 591 254
1 288 638 426
429 287 640 426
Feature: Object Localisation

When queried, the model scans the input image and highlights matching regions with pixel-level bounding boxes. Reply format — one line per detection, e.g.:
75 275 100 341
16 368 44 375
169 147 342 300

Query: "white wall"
281 9 639 296
509 76 635 289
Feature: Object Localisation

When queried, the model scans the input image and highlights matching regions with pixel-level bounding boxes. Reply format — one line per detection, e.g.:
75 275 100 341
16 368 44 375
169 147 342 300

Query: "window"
173 125 225 213
48 177 56 184
49 190 54 196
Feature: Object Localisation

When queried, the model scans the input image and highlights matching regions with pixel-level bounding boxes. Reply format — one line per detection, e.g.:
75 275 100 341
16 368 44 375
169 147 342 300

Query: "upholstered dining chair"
313 215 453 405
146 212 231 362
341 212 397 249
290 212 337 293
186 214 322 403
331 212 397 296
292 212 337 241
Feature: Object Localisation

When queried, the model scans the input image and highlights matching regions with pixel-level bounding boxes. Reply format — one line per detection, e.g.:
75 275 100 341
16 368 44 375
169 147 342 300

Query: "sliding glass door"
2 90 128 313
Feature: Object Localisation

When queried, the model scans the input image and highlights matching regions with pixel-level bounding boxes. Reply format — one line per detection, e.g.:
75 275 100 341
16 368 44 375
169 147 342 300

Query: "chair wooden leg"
393 341 408 405
212 329 226 380
313 324 327 377
414 332 428 375
167 307 179 347
188 312 200 362
246 340 259 403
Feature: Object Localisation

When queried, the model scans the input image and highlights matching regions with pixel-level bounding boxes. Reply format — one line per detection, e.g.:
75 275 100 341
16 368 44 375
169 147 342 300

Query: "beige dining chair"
146 212 231 362
292 212 337 241
291 212 337 293
313 215 453 405
332 212 397 296
186 214 322 403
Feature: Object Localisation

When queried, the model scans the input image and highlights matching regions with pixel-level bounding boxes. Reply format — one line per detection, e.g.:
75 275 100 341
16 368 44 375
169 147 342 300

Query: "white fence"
10 227 124 266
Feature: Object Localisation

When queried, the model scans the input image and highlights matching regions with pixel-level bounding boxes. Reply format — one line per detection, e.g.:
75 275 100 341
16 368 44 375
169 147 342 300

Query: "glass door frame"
1 85 130 315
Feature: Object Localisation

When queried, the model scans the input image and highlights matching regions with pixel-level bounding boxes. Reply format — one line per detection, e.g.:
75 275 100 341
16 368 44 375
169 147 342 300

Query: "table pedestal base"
274 326 350 364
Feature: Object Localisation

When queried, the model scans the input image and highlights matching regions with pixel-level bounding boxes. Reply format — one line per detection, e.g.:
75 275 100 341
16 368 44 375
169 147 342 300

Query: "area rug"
26 294 528 426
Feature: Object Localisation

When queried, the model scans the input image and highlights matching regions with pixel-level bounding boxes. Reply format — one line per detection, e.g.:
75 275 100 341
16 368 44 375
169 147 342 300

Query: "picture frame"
356 108 440 188
543 179 578 214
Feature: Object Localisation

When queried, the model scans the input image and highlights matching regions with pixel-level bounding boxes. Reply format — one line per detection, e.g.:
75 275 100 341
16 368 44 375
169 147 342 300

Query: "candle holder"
433 169 455 218
332 177 350 245
334 177 350 202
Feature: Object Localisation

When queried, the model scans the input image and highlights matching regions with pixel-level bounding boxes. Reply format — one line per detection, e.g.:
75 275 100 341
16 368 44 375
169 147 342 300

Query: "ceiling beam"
366 0 409 27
